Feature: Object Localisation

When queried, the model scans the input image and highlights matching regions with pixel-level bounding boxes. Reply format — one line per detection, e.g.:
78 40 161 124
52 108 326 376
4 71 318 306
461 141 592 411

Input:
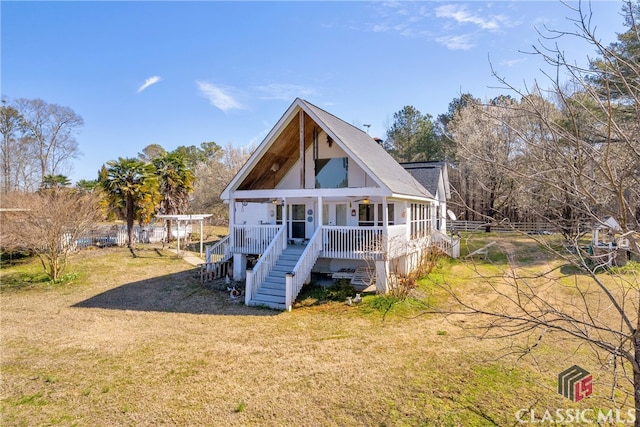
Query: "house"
400 161 451 232
206 98 457 310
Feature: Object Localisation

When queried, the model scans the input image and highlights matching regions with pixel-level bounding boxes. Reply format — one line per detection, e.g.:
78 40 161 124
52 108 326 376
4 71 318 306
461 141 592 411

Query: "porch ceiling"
238 112 317 191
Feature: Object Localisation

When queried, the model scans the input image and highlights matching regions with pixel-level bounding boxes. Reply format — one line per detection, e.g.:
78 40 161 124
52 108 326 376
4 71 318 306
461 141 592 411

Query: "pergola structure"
156 214 212 257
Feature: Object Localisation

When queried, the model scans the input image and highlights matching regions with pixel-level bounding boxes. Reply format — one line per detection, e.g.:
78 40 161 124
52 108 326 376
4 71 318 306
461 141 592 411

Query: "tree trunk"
166 219 173 243
635 319 640 427
126 194 135 249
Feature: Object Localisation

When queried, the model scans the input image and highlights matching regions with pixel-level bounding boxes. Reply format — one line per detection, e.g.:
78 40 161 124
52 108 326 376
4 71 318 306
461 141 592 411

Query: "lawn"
0 235 636 426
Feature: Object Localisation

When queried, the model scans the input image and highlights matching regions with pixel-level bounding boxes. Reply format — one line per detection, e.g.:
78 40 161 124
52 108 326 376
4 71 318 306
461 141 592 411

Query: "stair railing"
245 226 286 305
430 229 460 258
205 234 230 263
285 227 322 311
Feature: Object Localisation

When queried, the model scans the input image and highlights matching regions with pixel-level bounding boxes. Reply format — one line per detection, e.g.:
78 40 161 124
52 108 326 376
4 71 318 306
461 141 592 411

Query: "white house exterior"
210 98 457 310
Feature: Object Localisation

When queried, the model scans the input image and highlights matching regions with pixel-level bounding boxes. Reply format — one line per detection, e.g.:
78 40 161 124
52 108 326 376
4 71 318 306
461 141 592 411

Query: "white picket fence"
70 225 180 250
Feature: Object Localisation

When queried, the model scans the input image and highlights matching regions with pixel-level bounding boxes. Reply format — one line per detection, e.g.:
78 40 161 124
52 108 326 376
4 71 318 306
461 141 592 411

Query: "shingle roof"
400 161 447 198
300 99 434 199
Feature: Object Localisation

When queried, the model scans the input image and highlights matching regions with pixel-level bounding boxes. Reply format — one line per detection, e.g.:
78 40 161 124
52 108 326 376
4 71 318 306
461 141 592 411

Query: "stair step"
274 258 297 265
251 293 285 304
256 287 285 297
250 300 286 310
262 279 284 289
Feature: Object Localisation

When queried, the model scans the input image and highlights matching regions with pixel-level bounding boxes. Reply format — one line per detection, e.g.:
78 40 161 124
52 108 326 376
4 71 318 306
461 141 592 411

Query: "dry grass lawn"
1 236 635 426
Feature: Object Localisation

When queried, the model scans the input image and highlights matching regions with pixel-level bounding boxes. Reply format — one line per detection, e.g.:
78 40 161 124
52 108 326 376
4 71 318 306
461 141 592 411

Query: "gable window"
315 157 348 188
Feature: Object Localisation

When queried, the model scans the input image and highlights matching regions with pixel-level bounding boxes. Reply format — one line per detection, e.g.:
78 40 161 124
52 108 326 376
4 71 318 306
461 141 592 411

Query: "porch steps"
250 244 307 309
351 266 376 291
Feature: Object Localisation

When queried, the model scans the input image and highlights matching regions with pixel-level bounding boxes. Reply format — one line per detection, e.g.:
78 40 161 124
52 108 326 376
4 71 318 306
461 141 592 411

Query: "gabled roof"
400 161 450 200
222 98 434 200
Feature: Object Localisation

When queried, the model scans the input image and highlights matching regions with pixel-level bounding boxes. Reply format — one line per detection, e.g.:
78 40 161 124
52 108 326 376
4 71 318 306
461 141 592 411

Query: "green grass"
1 238 636 426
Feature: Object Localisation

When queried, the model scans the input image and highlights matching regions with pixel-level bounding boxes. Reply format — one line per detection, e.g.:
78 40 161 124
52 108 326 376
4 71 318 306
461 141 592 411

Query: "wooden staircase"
249 244 307 309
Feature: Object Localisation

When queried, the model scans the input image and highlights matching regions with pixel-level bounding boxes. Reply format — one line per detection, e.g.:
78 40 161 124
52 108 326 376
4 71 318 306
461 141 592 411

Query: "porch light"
362 197 370 204
271 198 280 204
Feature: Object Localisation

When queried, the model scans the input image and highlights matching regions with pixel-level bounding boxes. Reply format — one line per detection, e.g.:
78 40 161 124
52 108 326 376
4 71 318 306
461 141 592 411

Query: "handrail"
285 227 322 311
205 234 230 263
431 229 459 258
245 226 286 305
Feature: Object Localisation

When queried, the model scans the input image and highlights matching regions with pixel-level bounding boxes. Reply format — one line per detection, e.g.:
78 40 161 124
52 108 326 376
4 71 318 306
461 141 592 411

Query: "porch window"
377 204 395 226
410 203 432 238
315 157 348 188
358 204 375 227
359 203 395 226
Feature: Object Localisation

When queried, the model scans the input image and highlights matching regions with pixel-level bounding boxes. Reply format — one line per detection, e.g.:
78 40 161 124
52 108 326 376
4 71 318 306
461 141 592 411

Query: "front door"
289 204 306 239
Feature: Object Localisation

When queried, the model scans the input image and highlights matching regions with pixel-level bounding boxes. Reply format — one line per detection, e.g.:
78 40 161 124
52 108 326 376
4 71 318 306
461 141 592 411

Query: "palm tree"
100 157 158 249
41 174 71 189
153 152 194 242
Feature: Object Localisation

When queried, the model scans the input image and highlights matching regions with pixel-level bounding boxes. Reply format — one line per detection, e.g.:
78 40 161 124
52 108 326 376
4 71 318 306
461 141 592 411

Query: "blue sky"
1 1 624 183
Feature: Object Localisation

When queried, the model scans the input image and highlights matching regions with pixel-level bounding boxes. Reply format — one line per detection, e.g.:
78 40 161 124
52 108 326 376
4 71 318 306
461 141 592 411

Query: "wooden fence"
450 220 557 234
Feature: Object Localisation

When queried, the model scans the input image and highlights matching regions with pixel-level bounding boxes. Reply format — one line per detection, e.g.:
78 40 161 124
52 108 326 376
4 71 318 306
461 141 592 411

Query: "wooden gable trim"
222 98 391 200
221 100 303 200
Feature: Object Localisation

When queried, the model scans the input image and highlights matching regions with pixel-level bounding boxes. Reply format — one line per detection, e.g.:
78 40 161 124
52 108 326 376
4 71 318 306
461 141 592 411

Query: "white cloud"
196 81 243 112
253 83 316 101
500 58 526 68
435 5 510 31
436 34 474 50
137 76 161 93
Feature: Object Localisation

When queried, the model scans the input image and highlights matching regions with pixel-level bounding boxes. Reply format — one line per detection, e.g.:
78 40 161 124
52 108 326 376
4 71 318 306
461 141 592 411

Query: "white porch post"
233 253 247 281
380 197 390 293
229 198 236 250
317 195 323 229
405 201 411 241
282 197 288 248
199 219 204 257
176 220 181 255
375 260 389 294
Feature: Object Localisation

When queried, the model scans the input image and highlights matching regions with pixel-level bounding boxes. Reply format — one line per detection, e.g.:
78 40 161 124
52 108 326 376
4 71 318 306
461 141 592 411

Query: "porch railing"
245 226 286 306
233 224 281 254
322 226 385 260
285 227 322 311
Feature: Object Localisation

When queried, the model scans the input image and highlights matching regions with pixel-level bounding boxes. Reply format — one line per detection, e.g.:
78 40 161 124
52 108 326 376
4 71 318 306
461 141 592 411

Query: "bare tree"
190 143 252 224
442 1 640 419
0 99 22 194
1 188 101 281
15 98 83 184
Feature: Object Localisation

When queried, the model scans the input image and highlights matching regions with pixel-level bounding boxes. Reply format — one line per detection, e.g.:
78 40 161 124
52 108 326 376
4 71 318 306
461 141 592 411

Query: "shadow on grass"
72 270 277 317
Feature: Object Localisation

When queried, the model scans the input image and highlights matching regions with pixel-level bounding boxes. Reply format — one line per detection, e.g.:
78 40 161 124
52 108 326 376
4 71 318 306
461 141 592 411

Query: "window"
410 203 432 238
377 204 395 226
358 204 375 227
359 203 395 226
315 157 348 188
